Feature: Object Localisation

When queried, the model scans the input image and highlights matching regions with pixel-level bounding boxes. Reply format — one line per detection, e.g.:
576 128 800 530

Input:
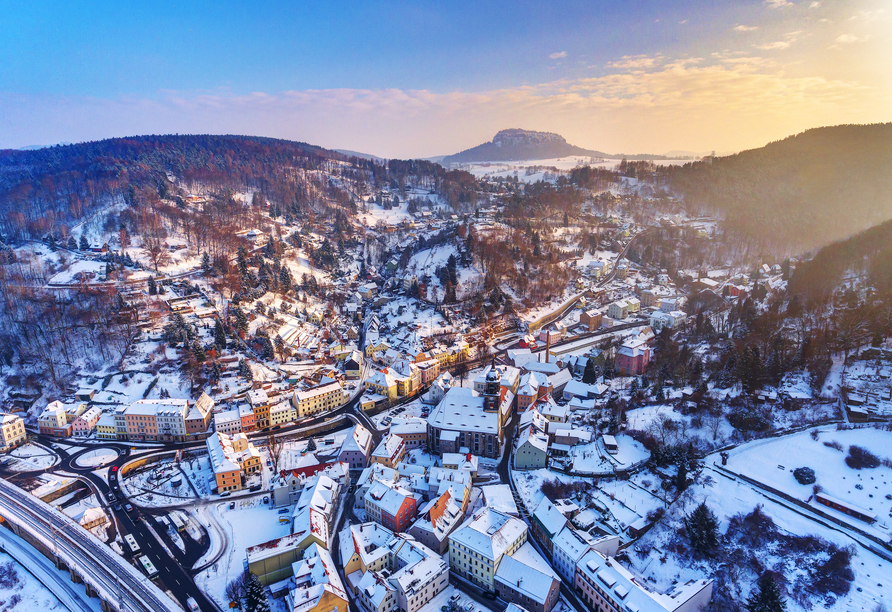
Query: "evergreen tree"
244 572 269 612
234 307 249 333
238 359 253 381
79 234 89 250
582 358 598 384
306 438 317 452
746 573 787 612
192 340 206 362
214 319 227 350
148 275 157 295
237 246 249 276
201 252 211 276
67 236 77 250
211 361 221 383
675 459 688 491
48 235 57 251
279 266 292 294
684 502 719 556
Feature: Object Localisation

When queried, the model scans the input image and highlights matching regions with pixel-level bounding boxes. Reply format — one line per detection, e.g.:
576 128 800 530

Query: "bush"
793 467 816 484
0 562 19 589
823 440 843 451
846 445 880 469
813 547 855 597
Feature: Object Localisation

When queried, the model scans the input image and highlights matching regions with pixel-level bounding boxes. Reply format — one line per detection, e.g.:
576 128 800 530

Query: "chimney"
545 332 551 363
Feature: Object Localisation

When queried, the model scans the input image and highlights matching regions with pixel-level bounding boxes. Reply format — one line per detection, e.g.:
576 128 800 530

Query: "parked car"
113 504 122 512
262 496 269 504
229 501 235 510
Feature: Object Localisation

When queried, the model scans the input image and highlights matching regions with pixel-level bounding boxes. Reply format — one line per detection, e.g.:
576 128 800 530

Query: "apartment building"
448 508 528 591
247 388 271 428
293 382 344 418
370 433 406 469
364 480 418 532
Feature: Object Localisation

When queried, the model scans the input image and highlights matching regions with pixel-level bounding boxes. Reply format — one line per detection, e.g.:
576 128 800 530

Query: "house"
0 414 26 451
246 530 327 587
442 452 479 478
480 484 518 516
95 413 117 440
214 409 242 436
616 344 650 375
514 426 548 470
364 480 418 532
530 499 567 556
359 282 378 299
516 372 551 412
390 419 427 450
269 401 297 427
247 388 271 429
289 544 350 612
338 424 373 470
206 432 262 493
448 508 528 591
408 489 465 554
539 402 569 424
339 523 450 612
71 406 102 437
579 309 603 331
185 392 215 436
38 401 77 437
365 370 398 401
493 542 561 612
424 371 453 405
650 310 687 331
344 350 363 379
239 404 256 432
370 433 407 469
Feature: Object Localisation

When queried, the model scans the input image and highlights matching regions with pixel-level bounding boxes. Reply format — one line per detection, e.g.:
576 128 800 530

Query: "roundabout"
72 446 121 469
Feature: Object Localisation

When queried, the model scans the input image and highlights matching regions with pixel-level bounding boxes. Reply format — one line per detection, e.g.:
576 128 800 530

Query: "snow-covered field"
725 426 892 535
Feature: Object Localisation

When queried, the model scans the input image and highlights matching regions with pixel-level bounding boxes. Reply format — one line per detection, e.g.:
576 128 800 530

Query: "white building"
448 507 528 590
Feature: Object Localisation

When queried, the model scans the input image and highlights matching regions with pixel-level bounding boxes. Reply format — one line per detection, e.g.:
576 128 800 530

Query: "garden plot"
5 444 59 472
195 498 291 608
570 434 649 475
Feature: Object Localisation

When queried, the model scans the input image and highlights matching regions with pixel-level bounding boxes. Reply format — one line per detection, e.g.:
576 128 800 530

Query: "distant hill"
442 129 676 165
666 124 892 253
443 129 609 165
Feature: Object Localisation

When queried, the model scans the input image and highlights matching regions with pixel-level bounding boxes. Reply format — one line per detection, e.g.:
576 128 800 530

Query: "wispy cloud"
832 33 871 45
809 1 821 8
754 30 801 50
606 54 664 70
734 25 759 32
549 51 567 59
764 0 793 8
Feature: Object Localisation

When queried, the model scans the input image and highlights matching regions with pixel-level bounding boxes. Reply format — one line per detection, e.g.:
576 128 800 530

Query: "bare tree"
267 433 285 477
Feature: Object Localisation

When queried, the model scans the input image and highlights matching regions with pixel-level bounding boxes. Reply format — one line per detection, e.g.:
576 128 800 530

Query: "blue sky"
0 0 888 157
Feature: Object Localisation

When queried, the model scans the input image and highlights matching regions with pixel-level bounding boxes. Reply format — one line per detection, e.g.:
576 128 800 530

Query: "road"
53 444 217 612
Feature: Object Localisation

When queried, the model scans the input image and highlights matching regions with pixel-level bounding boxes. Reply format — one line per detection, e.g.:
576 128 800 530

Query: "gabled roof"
448 507 527 562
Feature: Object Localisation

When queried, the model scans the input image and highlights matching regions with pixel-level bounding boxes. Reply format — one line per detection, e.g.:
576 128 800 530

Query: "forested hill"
666 124 892 253
788 217 892 300
0 134 348 239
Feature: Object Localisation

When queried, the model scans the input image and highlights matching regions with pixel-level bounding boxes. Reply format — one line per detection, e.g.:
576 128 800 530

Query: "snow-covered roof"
553 525 591 565
480 484 518 516
518 425 548 453
532 498 568 536
294 381 342 402
428 387 498 435
365 480 414 516
448 507 527 562
494 543 558 604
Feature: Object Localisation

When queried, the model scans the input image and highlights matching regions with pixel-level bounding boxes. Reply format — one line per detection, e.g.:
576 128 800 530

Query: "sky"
0 0 889 158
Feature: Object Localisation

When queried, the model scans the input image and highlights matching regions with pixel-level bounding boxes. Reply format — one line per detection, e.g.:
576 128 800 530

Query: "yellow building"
364 370 398 400
293 382 345 417
0 414 26 451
